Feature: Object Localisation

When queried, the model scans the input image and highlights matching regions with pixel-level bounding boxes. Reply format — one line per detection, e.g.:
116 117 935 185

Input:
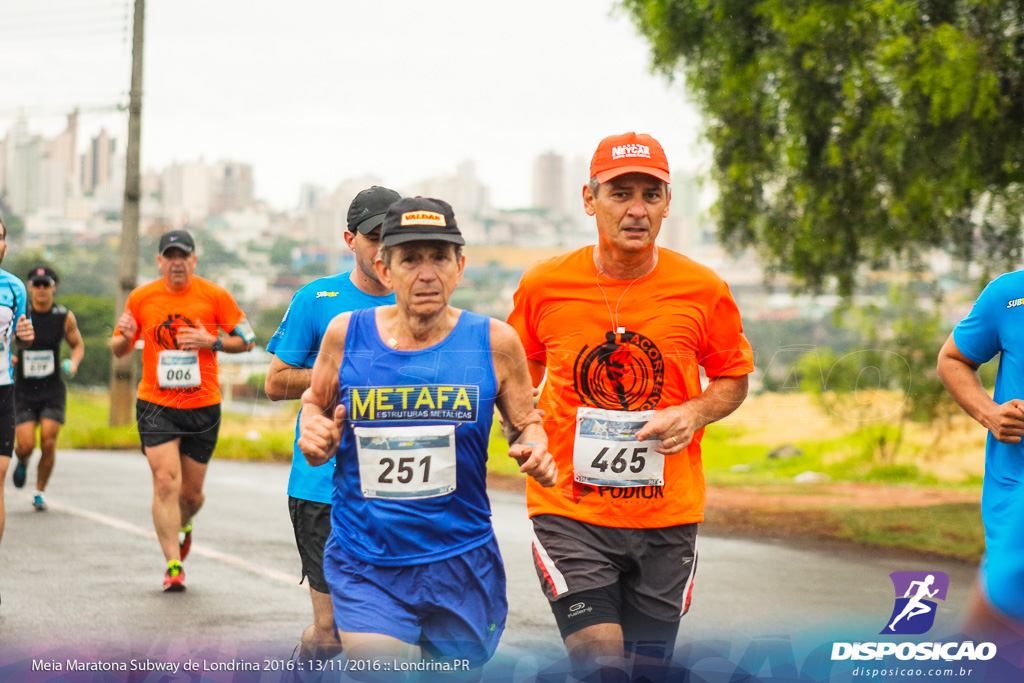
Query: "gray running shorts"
531 513 698 622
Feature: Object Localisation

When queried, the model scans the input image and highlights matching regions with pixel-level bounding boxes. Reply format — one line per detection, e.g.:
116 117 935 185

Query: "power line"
0 2 128 20
4 22 127 35
2 10 128 24
0 103 126 118
5 16 129 33
1 30 130 46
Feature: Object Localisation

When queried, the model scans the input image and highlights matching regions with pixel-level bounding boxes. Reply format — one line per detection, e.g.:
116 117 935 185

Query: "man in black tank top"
12 267 84 512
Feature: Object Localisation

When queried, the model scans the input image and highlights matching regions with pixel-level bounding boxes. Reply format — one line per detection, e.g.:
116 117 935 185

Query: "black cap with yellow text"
380 197 465 247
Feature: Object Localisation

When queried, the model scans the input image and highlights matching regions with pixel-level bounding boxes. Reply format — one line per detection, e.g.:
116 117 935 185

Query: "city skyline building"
210 160 255 214
82 127 115 196
532 152 567 219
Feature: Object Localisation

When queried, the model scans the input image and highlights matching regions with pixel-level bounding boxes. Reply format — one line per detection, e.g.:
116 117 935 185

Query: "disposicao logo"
882 571 948 635
831 570 997 663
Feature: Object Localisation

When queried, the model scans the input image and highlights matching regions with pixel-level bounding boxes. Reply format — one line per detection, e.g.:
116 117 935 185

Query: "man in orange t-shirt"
111 229 255 592
508 132 754 677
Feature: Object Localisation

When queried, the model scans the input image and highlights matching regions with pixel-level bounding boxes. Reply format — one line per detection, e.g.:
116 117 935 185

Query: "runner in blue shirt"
265 186 399 662
0 214 38 607
938 269 1024 639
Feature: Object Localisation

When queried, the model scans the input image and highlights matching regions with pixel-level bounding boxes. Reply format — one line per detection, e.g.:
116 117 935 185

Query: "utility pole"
109 0 145 425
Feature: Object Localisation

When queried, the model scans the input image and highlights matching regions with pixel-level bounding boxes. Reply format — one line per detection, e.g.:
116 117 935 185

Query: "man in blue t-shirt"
0 214 37 606
938 269 1024 638
265 186 400 661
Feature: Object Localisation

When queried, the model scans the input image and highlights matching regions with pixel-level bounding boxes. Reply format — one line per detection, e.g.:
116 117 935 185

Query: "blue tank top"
333 307 498 566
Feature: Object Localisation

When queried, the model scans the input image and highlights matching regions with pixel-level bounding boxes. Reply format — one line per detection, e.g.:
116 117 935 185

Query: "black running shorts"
0 384 14 457
288 496 332 594
136 399 221 464
15 385 67 425
531 514 698 623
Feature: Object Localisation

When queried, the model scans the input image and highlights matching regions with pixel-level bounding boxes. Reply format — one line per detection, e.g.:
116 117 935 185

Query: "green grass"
829 503 985 561
487 421 527 478
59 391 142 450
59 391 295 461
701 423 946 487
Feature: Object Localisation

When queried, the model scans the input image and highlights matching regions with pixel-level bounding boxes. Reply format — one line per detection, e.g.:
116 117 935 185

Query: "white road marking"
25 493 304 588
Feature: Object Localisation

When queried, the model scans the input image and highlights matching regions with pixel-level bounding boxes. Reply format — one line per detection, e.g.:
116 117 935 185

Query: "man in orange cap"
508 132 754 678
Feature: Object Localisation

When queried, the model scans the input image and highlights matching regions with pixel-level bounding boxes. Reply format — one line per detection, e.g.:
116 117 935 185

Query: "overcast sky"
1 0 709 210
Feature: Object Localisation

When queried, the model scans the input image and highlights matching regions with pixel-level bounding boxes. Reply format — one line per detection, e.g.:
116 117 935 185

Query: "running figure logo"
881 571 949 635
573 330 664 411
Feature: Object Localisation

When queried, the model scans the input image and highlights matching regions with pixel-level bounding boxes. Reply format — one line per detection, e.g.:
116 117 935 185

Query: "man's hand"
299 401 347 467
176 319 216 351
116 311 138 340
509 438 557 487
15 315 34 345
635 403 704 454
979 399 1024 443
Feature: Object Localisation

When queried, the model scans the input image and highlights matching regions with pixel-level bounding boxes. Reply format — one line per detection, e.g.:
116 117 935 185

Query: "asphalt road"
0 450 980 677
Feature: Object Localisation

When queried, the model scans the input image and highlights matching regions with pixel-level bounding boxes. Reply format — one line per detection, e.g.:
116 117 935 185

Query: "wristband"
212 337 224 352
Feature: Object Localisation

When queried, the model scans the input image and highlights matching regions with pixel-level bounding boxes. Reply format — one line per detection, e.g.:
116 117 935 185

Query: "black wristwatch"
212 337 224 352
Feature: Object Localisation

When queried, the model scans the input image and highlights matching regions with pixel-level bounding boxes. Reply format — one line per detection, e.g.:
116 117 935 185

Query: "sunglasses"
29 279 54 288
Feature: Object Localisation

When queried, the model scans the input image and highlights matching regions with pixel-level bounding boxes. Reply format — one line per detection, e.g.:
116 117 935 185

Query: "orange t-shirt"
113 276 247 409
507 246 754 528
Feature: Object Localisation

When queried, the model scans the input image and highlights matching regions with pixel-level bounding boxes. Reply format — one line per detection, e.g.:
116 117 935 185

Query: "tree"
255 304 289 347
194 231 246 268
1 212 26 242
270 236 301 267
623 0 1024 294
795 282 964 460
55 293 117 387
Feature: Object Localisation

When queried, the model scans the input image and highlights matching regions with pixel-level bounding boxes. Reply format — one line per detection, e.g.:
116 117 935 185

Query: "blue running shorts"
324 534 507 668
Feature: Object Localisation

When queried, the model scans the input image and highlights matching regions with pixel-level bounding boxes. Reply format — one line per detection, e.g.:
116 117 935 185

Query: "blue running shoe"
12 461 26 488
33 493 47 512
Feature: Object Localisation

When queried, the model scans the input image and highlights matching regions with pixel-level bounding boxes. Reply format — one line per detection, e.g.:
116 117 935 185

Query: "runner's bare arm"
938 334 1024 443
636 374 749 455
175 318 255 353
64 310 85 374
110 311 138 358
265 356 313 401
297 314 351 467
491 319 557 487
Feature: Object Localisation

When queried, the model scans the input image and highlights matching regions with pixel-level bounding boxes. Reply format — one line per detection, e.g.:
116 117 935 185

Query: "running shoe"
179 521 193 561
163 562 186 592
12 461 26 488
32 493 47 512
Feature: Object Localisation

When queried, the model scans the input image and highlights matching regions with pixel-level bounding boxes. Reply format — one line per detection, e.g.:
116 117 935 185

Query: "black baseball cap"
27 266 59 286
380 197 465 247
158 229 196 255
347 186 402 234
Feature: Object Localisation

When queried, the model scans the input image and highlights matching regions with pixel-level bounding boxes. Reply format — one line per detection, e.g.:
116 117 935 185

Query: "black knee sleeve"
622 603 680 660
550 583 623 639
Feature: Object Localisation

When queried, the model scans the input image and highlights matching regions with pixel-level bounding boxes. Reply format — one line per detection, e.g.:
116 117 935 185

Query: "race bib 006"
157 350 201 389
